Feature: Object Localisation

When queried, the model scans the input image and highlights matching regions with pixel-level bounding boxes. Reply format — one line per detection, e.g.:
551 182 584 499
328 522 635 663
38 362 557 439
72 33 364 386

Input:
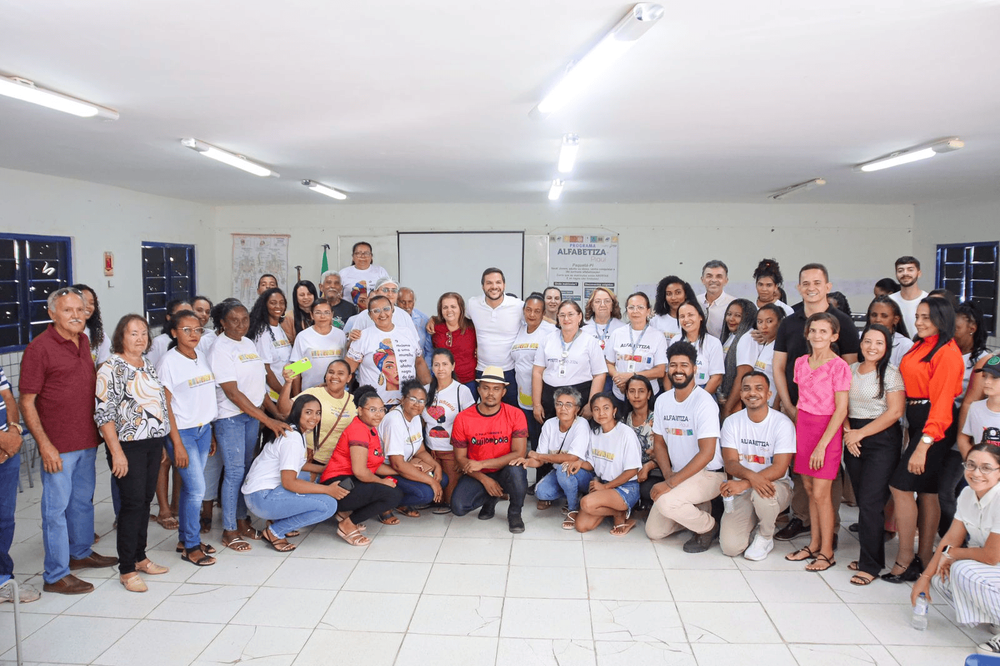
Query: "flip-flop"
806 554 836 572
337 527 371 547
155 515 180 530
785 546 816 562
611 519 637 536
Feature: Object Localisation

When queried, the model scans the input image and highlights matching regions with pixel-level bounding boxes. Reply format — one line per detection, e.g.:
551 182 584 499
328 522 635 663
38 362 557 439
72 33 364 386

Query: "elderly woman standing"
582 287 626 352
533 300 607 423
95 315 175 592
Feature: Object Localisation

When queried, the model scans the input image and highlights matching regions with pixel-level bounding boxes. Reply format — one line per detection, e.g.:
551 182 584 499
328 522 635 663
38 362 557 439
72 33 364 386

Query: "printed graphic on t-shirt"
187 373 215 388
426 400 455 439
984 427 1000 446
350 281 369 305
238 352 261 363
591 448 617 462
374 338 400 393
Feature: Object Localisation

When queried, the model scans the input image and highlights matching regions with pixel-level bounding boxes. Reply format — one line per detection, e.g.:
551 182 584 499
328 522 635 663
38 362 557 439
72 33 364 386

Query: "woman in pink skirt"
785 312 851 571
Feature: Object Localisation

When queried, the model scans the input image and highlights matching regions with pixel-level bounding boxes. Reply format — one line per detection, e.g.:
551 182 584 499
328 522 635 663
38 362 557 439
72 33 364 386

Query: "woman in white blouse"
510 294 555 451
383 380 445 517
95 315 178 592
605 292 666 408
532 300 607 423
912 443 1000 655
247 288 294 396
288 300 347 391
842 324 905 585
671 301 724 395
581 287 626 352
422 350 474 512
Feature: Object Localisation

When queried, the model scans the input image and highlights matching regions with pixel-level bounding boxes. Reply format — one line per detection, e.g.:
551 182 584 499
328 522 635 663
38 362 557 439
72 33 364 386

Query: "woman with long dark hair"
73 283 111 367
248 288 294 396
866 295 912 368
724 303 785 417
650 276 697 344
884 298 964 582
673 301 724 394
422 349 474 511
383 379 446 517
843 324 905 585
290 280 320 335
619 375 658 510
718 299 757 408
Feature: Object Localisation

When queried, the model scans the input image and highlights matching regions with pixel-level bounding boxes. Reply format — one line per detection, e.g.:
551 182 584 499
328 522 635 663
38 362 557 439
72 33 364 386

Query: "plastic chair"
966 654 1000 665
0 576 24 666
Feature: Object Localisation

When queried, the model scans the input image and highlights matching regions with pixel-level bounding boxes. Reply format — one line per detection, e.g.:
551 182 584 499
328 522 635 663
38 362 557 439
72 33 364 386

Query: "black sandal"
378 511 400 525
181 547 216 566
784 546 816 562
806 554 836 572
850 572 876 586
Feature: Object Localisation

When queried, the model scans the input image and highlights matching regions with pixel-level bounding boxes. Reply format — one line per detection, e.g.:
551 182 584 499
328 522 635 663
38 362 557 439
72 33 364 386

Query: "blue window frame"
936 241 999 336
0 233 74 352
142 242 196 330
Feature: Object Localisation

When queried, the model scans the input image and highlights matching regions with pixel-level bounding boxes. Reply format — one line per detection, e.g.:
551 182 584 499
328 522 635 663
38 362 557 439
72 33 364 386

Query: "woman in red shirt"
430 292 477 387
321 385 404 546
884 298 964 583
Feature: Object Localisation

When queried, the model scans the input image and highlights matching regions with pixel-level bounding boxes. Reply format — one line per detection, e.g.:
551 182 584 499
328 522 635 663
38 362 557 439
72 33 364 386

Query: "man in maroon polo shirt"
19 287 117 595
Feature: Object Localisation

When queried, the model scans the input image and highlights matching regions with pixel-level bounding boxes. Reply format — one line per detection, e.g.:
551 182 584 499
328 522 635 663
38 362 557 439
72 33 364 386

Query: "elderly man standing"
397 287 434 360
19 287 117 595
319 270 357 330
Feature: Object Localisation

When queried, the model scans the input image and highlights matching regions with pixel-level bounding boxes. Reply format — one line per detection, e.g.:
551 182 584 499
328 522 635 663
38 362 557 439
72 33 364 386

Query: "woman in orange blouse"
883 298 964 583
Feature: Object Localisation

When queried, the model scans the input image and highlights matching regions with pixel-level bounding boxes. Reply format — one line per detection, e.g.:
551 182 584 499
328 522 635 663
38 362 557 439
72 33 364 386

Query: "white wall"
0 167 216 321
914 196 1000 345
214 202 914 313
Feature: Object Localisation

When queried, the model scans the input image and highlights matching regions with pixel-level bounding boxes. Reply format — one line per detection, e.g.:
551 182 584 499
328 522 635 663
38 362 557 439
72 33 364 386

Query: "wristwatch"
942 544 953 559
920 434 935 446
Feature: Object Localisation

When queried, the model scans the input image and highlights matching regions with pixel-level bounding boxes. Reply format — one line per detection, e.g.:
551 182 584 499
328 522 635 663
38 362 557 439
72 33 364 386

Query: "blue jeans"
244 486 339 539
536 467 595 511
396 473 449 508
0 453 20 578
203 433 223 501
214 413 258 531
165 425 212 549
41 447 97 584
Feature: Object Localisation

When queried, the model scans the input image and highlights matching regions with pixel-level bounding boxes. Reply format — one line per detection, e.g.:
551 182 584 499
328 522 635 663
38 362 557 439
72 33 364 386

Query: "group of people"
3 245 1000 652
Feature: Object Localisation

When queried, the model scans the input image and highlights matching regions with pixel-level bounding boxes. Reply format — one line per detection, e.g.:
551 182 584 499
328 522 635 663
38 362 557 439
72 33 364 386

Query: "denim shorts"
613 479 640 512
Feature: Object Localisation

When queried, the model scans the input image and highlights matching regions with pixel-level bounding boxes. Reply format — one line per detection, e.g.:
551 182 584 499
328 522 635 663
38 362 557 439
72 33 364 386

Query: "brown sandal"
262 528 297 552
396 506 421 518
222 532 252 552
378 511 400 525
537 500 553 511
337 527 371 547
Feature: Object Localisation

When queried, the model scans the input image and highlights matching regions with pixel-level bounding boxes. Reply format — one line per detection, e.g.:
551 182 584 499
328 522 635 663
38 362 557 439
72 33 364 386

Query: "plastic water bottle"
912 593 929 630
723 494 735 514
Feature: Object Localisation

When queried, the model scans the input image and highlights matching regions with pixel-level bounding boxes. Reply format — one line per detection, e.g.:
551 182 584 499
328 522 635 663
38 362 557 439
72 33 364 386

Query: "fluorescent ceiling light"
548 179 565 201
181 138 277 177
302 179 347 200
531 3 664 118
0 74 118 120
855 138 964 173
770 178 826 201
557 134 580 174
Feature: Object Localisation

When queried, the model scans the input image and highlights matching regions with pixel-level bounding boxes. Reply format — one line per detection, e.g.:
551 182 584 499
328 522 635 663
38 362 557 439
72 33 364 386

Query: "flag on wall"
321 245 329 274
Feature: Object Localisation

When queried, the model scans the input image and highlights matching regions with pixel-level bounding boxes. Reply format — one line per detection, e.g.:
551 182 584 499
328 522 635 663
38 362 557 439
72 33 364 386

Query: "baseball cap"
975 355 1000 379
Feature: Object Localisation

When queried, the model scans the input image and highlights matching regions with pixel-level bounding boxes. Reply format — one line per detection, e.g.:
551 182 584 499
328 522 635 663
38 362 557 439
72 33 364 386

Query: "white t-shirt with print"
962 400 1000 446
347 325 422 406
339 264 390 305
604 324 668 401
650 314 682 345
155 347 218 429
209 335 268 419
242 430 309 495
587 422 643 482
735 337 778 406
668 335 725 388
255 324 292 387
652 387 723 472
511 321 556 408
537 416 590 459
534 329 607 387
344 308 417 337
289 326 347 390
379 408 425 462
720 408 796 479
422 380 476 451
581 318 626 351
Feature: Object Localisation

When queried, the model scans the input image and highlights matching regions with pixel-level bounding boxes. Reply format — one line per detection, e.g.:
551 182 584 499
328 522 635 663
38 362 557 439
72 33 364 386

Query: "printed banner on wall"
232 234 289 307
548 233 618 302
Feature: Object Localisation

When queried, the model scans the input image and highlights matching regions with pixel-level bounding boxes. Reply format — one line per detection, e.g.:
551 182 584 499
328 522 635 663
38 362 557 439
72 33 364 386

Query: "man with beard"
19 287 118 595
889 256 928 336
450 367 529 533
645 341 726 553
319 271 357 330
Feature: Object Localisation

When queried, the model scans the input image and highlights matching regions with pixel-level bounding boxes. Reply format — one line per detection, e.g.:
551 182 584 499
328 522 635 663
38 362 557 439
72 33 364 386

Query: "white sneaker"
0 581 41 603
743 535 774 561
978 634 1000 655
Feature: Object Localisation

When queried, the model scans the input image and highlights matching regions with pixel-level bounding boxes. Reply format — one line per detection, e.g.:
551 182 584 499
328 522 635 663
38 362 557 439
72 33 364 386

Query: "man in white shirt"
888 256 929 335
718 371 795 561
465 268 524 406
695 260 736 339
645 341 726 553
344 277 418 338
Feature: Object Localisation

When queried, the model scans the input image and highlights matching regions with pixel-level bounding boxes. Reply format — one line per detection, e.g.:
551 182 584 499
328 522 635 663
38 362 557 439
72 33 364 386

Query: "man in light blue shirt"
398 287 435 360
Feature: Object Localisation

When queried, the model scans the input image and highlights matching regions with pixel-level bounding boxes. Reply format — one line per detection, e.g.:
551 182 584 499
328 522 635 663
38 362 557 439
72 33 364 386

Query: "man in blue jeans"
19 287 117 595
0 365 40 603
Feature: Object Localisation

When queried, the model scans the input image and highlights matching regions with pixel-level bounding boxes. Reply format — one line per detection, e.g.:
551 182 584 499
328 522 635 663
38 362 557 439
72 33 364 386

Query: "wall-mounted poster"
232 234 289 307
548 233 618 302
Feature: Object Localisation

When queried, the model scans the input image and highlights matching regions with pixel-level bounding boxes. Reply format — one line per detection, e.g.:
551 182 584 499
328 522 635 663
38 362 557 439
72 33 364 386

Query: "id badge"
698 371 707 382
559 364 567 378
626 360 636 373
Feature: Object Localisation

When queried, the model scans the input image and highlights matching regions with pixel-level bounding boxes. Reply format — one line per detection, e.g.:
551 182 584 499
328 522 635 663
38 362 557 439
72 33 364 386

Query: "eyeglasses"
964 462 1000 474
363 407 387 415
592 299 612 306
554 401 577 409
312 310 332 317
179 327 206 336
379 288 399 294
625 305 647 312
369 306 392 314
353 251 372 257
405 396 427 405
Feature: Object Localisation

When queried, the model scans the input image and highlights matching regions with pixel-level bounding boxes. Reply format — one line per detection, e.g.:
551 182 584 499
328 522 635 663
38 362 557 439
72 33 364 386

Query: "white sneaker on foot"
743 535 774 561
0 580 41 603
978 634 1000 655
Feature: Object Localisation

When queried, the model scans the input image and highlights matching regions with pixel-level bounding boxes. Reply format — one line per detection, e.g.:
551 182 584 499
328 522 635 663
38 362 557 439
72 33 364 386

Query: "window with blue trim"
936 241 998 336
0 234 74 352
142 242 196 330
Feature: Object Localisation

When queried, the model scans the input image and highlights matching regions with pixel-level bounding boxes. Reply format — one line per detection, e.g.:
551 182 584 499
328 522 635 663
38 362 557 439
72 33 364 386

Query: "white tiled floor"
0 459 988 665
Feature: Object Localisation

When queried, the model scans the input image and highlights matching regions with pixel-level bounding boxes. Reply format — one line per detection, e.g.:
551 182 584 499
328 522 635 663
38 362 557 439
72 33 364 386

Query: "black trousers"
451 466 528 518
639 468 665 506
115 437 164 575
844 419 902 576
323 476 403 524
937 448 966 537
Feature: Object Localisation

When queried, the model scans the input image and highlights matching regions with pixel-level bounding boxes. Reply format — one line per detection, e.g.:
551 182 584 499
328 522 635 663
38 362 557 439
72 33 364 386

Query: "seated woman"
242 395 347 552
383 379 447 517
567 393 643 535
912 443 1000 655
509 386 589 515
422 350 475 512
621 375 658 511
320 386 404 545
277 360 357 473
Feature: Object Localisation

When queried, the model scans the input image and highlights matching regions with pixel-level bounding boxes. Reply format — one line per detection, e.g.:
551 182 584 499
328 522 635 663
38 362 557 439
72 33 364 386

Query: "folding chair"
0 576 24 666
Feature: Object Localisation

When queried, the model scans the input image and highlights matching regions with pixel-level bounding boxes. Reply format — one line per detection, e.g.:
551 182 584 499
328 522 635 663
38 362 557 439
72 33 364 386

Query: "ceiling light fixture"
530 3 664 118
180 139 277 177
548 179 565 201
0 74 118 120
557 134 580 174
302 179 347 200
770 178 826 201
855 138 964 173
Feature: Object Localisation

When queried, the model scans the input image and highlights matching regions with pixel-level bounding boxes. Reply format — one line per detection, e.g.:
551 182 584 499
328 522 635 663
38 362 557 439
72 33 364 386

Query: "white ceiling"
1 0 998 206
